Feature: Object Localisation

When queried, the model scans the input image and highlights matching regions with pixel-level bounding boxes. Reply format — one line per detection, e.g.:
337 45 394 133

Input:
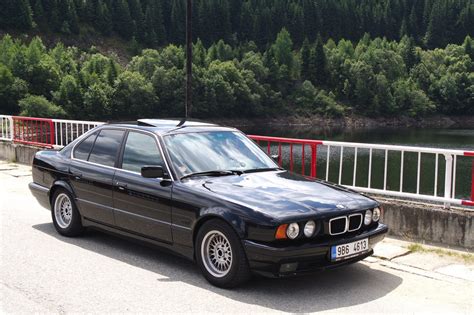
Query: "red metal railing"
248 135 323 178
12 116 55 148
3 115 473 209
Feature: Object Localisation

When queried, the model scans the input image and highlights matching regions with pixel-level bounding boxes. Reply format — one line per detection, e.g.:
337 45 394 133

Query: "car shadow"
33 223 402 313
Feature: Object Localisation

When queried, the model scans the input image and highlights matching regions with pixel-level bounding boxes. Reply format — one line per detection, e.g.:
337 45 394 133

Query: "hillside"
0 0 473 121
2 0 472 50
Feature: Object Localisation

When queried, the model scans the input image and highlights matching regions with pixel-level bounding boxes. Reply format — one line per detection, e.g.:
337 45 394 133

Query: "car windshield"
163 131 278 179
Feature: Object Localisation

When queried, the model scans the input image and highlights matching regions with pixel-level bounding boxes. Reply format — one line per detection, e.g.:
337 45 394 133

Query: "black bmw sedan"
29 119 388 288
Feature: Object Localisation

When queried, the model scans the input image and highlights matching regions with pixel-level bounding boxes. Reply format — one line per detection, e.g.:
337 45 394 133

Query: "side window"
73 131 98 160
88 129 125 167
121 132 164 173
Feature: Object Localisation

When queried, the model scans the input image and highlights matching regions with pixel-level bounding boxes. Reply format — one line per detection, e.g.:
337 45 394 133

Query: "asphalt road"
0 164 473 314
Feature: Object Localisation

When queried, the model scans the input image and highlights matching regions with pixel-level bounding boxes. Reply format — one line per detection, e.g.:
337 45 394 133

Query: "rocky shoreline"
212 115 474 129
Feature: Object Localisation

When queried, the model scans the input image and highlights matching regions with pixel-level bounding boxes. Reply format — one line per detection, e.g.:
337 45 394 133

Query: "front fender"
196 207 248 239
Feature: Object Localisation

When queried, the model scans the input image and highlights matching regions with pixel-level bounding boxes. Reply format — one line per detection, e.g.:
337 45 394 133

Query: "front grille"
329 217 347 235
328 213 363 235
348 214 363 231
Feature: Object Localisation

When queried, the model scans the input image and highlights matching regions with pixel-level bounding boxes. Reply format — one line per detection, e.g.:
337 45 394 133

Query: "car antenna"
177 118 186 127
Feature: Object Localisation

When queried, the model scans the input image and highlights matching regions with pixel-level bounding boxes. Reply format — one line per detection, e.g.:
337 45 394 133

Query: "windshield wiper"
180 170 237 180
241 167 283 174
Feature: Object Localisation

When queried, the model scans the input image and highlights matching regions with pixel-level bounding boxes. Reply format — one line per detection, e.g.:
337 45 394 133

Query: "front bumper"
29 182 51 210
244 223 388 277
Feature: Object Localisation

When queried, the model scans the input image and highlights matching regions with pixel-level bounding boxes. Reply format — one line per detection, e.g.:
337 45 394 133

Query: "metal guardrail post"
469 160 474 203
9 116 13 140
0 115 14 141
310 144 317 178
443 154 453 209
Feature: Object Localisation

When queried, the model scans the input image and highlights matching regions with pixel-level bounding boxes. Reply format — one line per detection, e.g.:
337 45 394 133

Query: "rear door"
69 128 125 225
112 130 173 243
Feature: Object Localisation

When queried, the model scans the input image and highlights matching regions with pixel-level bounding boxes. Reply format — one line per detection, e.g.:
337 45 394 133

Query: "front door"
113 131 173 243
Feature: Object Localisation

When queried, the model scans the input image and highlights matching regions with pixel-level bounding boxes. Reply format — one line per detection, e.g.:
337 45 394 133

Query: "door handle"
115 182 128 190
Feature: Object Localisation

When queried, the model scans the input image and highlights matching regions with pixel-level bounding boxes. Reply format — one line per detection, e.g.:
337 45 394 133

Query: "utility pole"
185 0 193 118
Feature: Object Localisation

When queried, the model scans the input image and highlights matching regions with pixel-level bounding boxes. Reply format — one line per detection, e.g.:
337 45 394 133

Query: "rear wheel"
196 219 251 288
51 189 84 237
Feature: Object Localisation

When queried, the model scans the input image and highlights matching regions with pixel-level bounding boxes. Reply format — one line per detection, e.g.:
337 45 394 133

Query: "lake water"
240 125 474 201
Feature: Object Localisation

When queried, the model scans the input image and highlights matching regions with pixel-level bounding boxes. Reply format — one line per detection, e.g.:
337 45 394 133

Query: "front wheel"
51 189 84 237
196 219 251 288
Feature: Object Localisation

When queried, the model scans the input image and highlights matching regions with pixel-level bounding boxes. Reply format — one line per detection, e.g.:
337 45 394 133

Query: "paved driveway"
0 162 472 313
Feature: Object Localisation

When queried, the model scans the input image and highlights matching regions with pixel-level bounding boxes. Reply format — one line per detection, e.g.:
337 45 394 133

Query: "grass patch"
407 243 474 264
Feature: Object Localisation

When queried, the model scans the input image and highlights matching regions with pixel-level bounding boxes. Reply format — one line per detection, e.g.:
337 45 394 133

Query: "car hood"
185 170 378 221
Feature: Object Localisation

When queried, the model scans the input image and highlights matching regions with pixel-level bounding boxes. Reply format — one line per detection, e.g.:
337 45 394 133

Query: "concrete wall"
0 142 16 162
380 198 473 249
0 141 42 165
1 141 473 249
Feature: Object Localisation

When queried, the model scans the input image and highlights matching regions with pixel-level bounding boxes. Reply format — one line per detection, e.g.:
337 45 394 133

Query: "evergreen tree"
50 0 61 32
128 0 145 42
107 58 119 85
33 0 47 30
401 36 419 70
399 18 408 39
144 5 158 47
311 34 328 86
84 0 96 24
422 0 434 33
424 0 447 49
408 4 419 40
113 0 134 39
463 35 474 60
97 1 113 36
238 1 253 42
153 1 166 45
1 0 33 30
68 0 80 34
300 38 311 81
170 0 185 44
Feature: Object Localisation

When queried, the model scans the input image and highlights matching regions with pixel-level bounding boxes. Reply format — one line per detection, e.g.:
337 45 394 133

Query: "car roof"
103 119 237 136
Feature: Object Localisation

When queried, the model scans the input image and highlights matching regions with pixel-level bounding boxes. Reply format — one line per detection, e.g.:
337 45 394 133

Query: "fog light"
304 220 316 237
364 210 373 225
372 207 381 222
280 262 298 273
286 223 300 239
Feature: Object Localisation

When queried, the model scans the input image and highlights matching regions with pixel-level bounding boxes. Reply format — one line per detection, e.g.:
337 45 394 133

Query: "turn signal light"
275 224 288 239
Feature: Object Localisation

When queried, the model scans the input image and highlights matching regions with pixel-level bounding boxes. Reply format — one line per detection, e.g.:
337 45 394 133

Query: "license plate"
331 238 369 261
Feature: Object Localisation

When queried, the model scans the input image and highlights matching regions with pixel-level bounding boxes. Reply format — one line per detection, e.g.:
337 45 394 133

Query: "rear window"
88 129 125 167
73 131 98 160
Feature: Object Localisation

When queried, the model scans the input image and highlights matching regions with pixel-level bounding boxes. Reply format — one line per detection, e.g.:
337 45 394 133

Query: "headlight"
304 220 316 237
286 223 300 239
372 207 381 222
364 210 373 225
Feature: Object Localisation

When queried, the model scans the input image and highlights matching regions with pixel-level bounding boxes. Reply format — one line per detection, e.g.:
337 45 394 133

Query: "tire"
51 189 84 237
195 219 251 288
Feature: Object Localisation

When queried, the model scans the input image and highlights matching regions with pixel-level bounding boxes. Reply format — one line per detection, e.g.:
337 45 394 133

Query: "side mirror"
141 166 167 179
270 154 279 160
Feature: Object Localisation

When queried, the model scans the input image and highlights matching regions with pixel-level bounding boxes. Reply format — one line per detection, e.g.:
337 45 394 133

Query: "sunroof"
137 119 217 127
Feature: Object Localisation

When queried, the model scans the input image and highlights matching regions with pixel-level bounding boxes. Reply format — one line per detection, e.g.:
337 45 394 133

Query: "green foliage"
271 28 296 76
0 32 472 120
111 71 157 119
1 0 472 50
0 64 27 114
19 95 66 117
